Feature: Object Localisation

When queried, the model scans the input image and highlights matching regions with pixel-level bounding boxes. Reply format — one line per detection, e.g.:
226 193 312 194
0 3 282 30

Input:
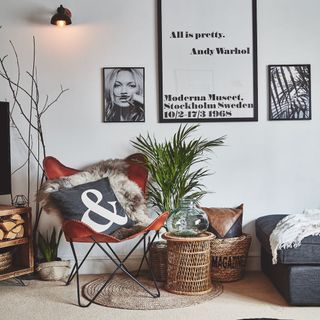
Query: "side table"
162 231 214 295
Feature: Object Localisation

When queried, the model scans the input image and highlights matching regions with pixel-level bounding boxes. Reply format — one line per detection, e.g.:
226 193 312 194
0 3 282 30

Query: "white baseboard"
61 254 261 274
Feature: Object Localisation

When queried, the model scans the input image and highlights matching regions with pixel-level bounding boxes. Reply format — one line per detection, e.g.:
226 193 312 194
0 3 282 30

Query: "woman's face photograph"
113 70 138 107
103 67 145 122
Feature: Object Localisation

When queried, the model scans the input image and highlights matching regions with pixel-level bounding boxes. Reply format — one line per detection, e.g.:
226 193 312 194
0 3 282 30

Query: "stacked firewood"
0 214 25 241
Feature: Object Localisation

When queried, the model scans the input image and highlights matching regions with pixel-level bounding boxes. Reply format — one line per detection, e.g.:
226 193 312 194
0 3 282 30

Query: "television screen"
0 102 11 195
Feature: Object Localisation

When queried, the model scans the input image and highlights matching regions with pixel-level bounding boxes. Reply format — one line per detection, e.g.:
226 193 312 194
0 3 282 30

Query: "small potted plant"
36 227 70 281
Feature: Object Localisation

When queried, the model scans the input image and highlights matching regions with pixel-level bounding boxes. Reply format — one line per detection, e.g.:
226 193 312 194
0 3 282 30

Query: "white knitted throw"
269 209 320 264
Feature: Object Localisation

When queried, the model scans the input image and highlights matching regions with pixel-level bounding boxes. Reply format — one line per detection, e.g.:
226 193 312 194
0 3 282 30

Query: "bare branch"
26 70 40 106
9 40 21 116
9 113 44 169
42 87 69 114
41 95 49 114
0 70 39 131
0 36 68 261
27 36 36 204
0 71 39 113
11 158 29 175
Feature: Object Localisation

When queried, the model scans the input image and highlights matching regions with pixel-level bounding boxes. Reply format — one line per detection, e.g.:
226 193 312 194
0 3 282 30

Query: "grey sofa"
255 214 320 305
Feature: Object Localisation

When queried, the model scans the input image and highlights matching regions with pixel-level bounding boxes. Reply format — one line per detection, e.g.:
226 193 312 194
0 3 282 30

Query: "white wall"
1 0 320 272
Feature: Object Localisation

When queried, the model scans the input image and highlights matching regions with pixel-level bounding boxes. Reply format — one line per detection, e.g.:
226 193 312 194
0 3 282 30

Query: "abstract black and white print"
269 64 311 120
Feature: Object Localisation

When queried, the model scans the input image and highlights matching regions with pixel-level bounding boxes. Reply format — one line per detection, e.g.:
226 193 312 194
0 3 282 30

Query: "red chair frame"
43 154 168 307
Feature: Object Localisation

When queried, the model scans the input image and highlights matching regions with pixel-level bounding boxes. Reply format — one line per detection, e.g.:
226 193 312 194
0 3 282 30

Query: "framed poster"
268 64 311 120
103 67 145 123
158 0 258 122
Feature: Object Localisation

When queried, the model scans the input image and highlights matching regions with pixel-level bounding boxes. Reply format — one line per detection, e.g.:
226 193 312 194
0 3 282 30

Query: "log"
4 231 17 240
10 213 25 224
11 225 23 234
10 214 24 221
10 219 24 226
15 225 24 238
0 221 16 232
0 214 25 239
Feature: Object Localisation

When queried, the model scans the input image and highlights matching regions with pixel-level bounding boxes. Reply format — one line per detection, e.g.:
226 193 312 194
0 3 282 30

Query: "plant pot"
36 260 71 281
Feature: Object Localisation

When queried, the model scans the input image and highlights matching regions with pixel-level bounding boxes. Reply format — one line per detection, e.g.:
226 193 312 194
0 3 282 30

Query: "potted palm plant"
131 124 225 214
131 124 225 280
36 227 70 281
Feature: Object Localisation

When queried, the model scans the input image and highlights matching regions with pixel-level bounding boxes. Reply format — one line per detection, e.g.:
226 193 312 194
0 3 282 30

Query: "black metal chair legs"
67 231 161 307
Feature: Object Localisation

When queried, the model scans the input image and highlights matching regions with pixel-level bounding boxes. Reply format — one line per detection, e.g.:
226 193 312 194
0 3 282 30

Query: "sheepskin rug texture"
39 159 152 239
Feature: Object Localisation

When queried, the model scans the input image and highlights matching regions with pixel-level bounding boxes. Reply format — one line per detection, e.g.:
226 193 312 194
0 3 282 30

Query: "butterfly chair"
43 154 168 307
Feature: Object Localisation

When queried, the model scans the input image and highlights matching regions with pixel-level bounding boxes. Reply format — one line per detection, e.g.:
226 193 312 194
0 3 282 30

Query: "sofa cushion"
50 177 134 235
256 214 320 264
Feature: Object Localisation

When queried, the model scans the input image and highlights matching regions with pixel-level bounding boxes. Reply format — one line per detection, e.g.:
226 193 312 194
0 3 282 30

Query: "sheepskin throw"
39 159 152 239
269 209 320 264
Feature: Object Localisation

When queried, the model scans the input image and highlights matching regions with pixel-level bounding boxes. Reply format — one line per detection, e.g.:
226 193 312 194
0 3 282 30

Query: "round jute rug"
83 274 223 310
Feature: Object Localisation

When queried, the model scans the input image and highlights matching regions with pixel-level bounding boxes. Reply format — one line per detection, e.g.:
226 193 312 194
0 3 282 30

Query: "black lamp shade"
51 5 72 26
0 102 11 196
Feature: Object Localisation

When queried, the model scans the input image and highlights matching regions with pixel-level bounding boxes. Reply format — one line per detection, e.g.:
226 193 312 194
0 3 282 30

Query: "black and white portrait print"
269 64 311 120
103 67 145 123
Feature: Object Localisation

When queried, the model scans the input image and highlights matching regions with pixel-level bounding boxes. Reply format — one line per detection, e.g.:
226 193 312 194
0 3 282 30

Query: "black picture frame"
268 64 311 120
158 0 258 122
103 67 145 123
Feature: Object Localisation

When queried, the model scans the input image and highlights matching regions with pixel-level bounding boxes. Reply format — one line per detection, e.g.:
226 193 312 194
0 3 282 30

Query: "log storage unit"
0 205 34 280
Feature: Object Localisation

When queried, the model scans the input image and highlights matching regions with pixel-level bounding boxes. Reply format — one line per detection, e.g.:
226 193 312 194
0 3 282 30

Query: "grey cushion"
50 177 134 235
256 214 320 264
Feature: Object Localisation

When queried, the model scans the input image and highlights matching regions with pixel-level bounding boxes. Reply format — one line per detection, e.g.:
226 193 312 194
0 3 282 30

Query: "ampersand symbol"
81 189 128 233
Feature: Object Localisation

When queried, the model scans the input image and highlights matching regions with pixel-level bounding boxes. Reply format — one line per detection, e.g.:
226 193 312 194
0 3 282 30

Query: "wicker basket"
210 233 251 282
0 250 13 273
163 232 214 295
149 241 167 282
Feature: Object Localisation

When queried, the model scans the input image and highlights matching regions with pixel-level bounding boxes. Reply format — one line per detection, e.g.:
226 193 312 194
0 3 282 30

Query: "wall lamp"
51 5 72 27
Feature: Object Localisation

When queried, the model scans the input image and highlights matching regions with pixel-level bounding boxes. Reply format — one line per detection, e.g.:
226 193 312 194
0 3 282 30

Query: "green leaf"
37 227 63 262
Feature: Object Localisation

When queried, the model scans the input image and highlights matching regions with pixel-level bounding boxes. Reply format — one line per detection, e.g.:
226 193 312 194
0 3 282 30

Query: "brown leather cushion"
202 204 243 238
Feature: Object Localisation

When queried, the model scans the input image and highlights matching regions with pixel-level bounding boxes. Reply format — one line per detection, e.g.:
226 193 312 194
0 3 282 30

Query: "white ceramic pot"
36 260 71 281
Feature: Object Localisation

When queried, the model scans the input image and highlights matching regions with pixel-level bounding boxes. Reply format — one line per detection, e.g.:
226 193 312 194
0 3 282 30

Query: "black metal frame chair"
62 218 167 307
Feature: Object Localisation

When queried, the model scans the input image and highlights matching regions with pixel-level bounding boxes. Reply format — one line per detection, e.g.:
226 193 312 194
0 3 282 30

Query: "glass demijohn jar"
166 198 209 237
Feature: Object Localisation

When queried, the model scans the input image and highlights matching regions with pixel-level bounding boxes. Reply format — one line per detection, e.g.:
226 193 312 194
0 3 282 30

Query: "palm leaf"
131 124 225 213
